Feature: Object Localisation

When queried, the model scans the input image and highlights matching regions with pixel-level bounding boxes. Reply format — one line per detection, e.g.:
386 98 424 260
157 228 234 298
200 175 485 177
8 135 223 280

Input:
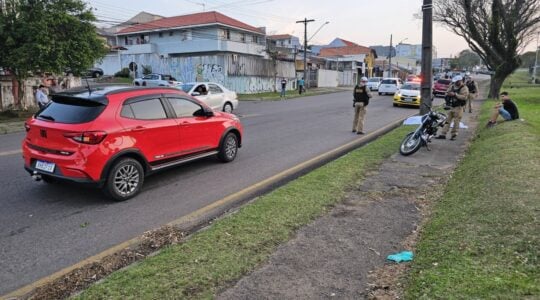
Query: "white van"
378 78 403 95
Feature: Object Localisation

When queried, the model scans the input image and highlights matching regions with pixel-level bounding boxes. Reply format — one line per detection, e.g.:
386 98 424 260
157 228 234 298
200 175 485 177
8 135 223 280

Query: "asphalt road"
0 91 436 295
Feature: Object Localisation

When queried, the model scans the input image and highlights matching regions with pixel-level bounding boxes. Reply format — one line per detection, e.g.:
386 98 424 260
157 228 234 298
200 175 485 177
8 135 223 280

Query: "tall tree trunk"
489 74 505 99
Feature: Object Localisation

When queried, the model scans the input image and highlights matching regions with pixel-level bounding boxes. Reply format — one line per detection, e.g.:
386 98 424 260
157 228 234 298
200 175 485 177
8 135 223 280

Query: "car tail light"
24 122 31 132
63 131 107 144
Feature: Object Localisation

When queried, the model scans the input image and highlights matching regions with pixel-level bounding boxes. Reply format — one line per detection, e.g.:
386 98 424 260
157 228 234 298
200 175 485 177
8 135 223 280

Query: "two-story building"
102 11 295 93
317 39 378 85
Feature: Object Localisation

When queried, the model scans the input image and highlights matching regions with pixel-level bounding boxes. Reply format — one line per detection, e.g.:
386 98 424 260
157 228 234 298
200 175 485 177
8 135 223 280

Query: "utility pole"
420 0 433 114
297 18 315 89
388 34 393 77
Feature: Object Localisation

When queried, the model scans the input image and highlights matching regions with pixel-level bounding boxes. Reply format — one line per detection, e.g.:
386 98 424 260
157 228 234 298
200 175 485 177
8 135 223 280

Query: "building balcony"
122 43 157 55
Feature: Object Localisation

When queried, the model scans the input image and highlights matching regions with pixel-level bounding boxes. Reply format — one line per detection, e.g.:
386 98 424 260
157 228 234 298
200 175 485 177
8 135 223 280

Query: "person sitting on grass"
487 91 519 128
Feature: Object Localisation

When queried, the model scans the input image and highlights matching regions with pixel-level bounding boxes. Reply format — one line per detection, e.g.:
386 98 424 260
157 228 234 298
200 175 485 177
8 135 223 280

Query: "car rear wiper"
39 115 55 121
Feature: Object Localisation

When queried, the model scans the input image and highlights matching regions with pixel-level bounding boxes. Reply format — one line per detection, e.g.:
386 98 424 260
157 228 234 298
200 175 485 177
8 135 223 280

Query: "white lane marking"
0 149 22 157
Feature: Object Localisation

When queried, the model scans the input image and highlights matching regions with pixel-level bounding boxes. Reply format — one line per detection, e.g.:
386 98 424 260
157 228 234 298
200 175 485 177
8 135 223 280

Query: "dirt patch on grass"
24 226 185 300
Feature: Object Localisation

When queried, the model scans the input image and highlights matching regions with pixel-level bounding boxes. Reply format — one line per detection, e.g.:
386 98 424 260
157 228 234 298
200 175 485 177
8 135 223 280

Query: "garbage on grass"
387 251 414 263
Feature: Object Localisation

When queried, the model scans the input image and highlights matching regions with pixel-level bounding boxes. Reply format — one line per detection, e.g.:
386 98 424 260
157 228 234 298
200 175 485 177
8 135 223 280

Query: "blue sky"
86 0 538 57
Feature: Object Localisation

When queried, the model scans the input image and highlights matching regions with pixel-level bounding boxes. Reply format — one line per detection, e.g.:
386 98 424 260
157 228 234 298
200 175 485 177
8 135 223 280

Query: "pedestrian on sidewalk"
486 91 519 127
464 74 478 113
35 84 50 109
280 78 287 99
298 77 305 94
436 75 469 140
352 77 371 135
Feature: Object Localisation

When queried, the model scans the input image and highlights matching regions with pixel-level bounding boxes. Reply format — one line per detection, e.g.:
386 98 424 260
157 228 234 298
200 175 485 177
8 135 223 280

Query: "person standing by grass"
436 75 469 140
298 77 305 95
35 84 50 109
486 91 519 127
352 77 371 134
280 78 287 99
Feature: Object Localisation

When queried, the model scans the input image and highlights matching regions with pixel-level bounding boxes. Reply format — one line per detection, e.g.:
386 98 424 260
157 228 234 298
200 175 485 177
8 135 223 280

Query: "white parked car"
378 78 403 95
133 74 181 87
366 77 382 91
180 82 238 113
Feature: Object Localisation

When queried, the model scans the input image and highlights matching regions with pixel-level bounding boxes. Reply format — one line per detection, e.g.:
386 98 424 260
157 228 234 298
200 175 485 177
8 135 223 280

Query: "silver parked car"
366 77 382 91
133 74 182 87
179 82 239 113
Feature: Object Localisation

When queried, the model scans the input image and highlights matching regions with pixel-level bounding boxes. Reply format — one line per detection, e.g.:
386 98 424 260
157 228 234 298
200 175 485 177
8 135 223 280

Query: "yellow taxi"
393 82 421 107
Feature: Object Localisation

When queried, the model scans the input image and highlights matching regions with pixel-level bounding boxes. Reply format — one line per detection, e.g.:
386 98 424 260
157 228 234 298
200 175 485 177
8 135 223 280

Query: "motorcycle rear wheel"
400 132 423 156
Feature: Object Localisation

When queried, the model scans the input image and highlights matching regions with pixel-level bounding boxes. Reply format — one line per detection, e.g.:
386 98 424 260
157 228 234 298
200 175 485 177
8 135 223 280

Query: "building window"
225 29 230 40
240 33 246 42
159 32 163 38
181 30 192 41
169 31 173 36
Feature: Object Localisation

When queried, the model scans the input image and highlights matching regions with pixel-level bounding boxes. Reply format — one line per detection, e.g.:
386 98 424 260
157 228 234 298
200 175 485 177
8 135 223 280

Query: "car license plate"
35 160 55 173
404 98 413 102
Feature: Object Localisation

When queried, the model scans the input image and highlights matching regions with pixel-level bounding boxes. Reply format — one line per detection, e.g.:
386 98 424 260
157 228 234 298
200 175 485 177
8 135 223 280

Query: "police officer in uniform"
352 77 371 134
464 74 478 113
436 75 469 140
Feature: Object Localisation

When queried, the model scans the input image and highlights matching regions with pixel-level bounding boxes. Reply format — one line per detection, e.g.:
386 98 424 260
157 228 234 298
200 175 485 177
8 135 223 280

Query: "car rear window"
381 79 397 84
368 78 380 82
437 79 451 84
36 98 106 124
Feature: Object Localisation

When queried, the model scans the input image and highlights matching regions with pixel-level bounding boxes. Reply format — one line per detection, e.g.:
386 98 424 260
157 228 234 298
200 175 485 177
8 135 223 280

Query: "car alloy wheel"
223 102 233 113
104 158 144 201
218 132 238 162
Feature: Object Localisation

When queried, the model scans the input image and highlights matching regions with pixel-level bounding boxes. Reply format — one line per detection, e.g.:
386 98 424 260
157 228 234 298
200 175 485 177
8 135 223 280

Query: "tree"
434 0 540 97
0 0 108 108
455 49 481 70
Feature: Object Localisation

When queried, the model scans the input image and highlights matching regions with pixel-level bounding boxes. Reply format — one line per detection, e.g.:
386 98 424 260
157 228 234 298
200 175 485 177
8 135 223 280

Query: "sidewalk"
218 102 481 299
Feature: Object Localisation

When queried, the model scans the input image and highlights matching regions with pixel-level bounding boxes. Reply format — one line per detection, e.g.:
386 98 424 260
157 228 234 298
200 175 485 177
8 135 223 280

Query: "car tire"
103 158 144 201
134 82 140 86
142 81 147 86
217 132 238 163
378 92 382 96
223 102 233 113
393 103 398 107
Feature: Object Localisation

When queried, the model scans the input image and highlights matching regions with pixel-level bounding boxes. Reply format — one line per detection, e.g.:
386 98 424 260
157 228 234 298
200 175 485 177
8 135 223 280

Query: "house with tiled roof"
116 11 266 57
317 43 378 85
97 11 296 93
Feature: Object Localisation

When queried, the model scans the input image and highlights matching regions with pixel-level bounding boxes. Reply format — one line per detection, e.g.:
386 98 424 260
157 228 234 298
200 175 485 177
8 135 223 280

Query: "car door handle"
130 126 146 132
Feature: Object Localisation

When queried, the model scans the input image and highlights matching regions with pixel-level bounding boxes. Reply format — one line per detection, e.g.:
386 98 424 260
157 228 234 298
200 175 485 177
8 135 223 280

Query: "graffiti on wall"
118 54 295 93
197 64 225 83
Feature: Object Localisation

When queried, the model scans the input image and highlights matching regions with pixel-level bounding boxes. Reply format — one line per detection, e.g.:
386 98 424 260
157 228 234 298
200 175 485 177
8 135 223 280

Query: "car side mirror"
191 92 201 96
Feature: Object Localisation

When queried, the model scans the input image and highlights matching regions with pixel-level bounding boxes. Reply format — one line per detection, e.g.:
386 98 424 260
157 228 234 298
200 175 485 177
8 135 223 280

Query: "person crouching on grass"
486 91 519 128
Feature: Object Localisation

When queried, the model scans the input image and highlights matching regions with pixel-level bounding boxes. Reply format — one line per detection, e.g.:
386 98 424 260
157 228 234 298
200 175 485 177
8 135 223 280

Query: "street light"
308 21 330 42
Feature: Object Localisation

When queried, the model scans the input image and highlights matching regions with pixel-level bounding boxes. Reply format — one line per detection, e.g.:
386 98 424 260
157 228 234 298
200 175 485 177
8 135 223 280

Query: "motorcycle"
399 104 447 156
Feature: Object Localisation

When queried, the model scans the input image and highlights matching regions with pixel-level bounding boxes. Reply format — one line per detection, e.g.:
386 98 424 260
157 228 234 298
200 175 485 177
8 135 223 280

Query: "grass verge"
77 125 412 299
405 86 539 298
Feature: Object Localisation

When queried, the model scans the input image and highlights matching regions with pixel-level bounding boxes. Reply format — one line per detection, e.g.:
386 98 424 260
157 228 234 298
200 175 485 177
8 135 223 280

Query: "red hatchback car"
432 78 451 97
23 85 243 201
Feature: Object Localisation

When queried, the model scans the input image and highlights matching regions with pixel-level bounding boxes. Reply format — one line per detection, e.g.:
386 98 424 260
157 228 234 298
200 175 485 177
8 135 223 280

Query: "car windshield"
381 79 396 84
368 78 380 82
401 84 420 90
180 84 195 93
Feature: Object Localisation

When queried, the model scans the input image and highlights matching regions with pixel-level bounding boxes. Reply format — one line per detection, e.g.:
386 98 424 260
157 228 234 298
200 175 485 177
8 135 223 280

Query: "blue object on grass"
387 251 414 263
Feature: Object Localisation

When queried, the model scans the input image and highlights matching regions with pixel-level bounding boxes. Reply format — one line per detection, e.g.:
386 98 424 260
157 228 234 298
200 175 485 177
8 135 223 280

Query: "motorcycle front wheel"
399 131 423 156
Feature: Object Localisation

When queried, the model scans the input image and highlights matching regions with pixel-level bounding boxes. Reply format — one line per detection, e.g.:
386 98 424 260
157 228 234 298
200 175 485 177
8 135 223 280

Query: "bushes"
114 68 130 78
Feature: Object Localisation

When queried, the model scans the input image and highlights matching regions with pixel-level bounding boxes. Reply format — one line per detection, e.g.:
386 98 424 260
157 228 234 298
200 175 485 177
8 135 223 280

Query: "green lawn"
405 84 539 298
77 126 412 299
